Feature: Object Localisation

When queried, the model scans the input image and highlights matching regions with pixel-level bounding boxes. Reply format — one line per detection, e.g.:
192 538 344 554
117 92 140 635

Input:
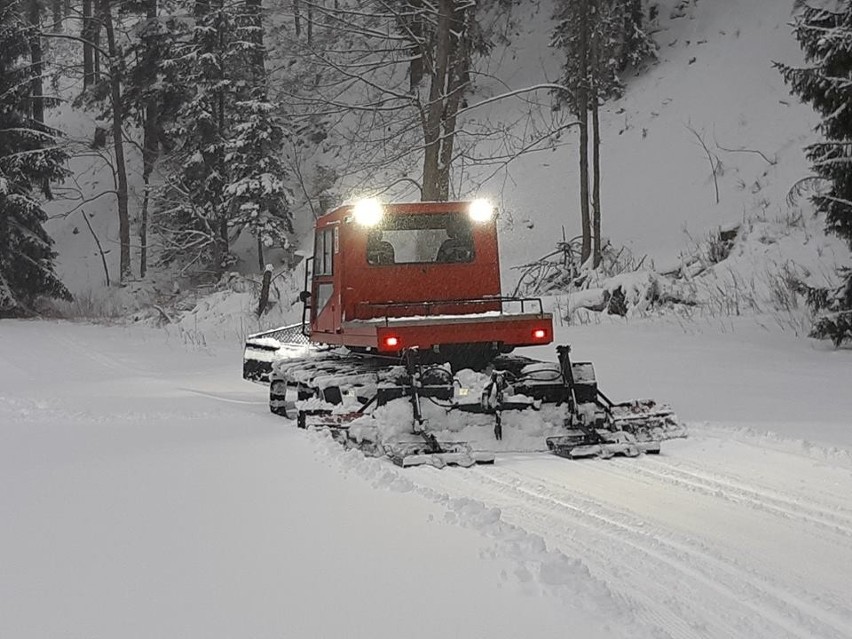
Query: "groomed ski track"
400 445 852 639
2 321 850 639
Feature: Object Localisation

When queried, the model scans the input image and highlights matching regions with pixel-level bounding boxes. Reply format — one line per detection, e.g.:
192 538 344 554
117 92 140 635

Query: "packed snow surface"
2 319 851 639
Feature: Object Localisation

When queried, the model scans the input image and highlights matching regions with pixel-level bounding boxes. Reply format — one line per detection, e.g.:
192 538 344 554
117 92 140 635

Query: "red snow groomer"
244 199 685 467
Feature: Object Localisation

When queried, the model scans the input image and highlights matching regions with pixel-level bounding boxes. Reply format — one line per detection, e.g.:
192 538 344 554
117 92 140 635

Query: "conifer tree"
0 0 70 316
225 0 292 269
121 0 188 277
225 99 293 271
155 0 233 272
156 0 291 274
777 1 852 345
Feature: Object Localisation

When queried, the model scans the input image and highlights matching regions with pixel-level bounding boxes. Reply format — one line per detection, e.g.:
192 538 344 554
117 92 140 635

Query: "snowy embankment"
2 319 850 639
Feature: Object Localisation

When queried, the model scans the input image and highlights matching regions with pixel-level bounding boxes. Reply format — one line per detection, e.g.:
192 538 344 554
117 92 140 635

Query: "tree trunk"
436 3 469 200
591 93 601 268
421 0 452 201
293 0 301 37
51 0 61 31
101 0 131 281
194 0 228 273
578 105 591 264
577 0 591 264
27 0 45 125
140 176 150 278
256 262 271 316
246 0 270 270
139 0 158 278
93 2 101 79
590 0 601 268
82 0 96 87
216 1 228 269
140 100 156 278
408 0 424 91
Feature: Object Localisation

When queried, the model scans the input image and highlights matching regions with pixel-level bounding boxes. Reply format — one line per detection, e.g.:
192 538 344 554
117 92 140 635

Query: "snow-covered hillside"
490 0 823 271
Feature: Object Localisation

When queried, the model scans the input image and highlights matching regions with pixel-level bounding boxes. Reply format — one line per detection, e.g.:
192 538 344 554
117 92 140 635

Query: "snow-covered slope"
490 0 822 271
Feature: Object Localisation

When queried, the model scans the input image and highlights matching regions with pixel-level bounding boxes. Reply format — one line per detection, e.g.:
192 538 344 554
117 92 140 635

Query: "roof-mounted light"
468 199 494 223
352 198 384 226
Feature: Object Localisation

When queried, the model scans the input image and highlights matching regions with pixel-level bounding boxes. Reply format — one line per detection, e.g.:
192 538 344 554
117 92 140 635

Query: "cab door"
311 224 341 335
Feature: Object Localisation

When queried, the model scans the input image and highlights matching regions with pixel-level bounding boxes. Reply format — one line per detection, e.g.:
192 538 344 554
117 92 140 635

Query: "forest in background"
0 0 850 344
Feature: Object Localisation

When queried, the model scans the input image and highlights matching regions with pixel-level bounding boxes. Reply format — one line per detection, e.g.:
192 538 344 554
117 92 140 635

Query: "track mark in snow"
604 457 852 538
483 466 850 639
178 387 268 405
418 466 750 638
408 461 852 639
48 331 144 377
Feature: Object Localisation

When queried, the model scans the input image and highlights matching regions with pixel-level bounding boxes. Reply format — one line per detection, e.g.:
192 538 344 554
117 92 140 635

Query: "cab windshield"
366 212 474 265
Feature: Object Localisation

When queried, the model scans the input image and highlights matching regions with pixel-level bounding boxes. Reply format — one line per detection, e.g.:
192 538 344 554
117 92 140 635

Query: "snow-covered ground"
2 318 850 639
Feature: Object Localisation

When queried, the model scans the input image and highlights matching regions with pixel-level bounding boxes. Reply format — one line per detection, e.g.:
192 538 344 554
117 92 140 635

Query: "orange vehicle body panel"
307 201 552 352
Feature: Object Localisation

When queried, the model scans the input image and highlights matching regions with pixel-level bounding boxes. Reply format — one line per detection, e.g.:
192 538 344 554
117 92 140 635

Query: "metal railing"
247 322 311 345
354 295 545 323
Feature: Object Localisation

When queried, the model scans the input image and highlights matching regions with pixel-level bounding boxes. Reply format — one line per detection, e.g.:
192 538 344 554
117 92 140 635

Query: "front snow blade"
385 441 495 469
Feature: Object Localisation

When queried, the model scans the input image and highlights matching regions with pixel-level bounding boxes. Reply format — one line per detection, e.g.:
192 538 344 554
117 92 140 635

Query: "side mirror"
299 290 312 304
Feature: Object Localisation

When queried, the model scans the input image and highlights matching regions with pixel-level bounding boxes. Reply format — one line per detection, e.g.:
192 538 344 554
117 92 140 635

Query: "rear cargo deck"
314 310 554 351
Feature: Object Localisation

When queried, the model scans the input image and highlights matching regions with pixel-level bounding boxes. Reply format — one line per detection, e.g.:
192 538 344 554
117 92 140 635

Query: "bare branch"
686 123 720 204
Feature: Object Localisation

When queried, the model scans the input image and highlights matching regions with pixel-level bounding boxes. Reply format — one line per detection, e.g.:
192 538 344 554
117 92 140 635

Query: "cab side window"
314 228 334 275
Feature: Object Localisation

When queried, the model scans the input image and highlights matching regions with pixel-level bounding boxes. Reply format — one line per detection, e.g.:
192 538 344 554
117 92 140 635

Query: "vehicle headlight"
352 198 384 226
468 199 494 223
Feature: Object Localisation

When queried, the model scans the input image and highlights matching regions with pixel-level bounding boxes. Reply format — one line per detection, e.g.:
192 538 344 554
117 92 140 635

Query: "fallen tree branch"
80 210 110 286
153 304 175 324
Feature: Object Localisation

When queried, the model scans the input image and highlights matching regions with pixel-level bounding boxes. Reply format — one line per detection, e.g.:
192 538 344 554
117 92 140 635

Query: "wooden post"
257 264 273 316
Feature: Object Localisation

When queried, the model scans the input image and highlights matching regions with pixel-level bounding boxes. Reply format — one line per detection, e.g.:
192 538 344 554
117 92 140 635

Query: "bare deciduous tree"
272 0 568 206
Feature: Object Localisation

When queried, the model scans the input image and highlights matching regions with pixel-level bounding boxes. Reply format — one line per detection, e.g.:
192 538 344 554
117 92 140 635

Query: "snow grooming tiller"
287 349 497 468
377 351 496 468
261 344 684 467
384 437 495 469
542 346 680 459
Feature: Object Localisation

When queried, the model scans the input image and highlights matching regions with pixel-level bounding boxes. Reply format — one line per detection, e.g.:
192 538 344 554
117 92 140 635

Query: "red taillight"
532 328 547 340
384 336 400 348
